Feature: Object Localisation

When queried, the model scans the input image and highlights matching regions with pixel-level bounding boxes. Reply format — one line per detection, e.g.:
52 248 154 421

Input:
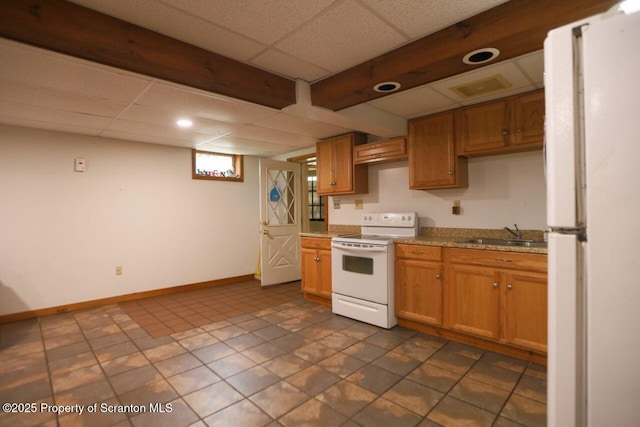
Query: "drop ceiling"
0 0 615 156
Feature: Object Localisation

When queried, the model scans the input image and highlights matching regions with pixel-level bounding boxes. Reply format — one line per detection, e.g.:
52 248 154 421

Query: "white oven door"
331 242 390 305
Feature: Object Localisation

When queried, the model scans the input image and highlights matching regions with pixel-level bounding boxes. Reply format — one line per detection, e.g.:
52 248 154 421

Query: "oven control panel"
361 212 416 227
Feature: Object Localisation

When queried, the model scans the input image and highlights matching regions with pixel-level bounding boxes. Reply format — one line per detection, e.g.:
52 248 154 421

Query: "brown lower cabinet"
300 237 332 301
395 244 547 357
395 245 443 326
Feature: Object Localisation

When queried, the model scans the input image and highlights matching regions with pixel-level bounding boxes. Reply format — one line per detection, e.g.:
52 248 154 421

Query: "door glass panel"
267 168 296 225
342 255 374 275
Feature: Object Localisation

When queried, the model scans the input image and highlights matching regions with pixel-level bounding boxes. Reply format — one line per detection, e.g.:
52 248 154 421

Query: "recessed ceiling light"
176 119 193 128
463 48 500 65
373 81 401 93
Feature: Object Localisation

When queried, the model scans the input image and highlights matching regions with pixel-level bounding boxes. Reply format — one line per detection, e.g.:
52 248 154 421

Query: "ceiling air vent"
449 74 512 99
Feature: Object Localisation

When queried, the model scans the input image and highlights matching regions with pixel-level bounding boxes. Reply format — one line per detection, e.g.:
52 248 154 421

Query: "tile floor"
0 279 547 427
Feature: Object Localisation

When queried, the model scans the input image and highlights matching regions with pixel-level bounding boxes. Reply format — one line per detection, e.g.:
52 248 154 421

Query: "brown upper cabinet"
408 111 468 190
455 90 545 156
316 133 368 196
353 137 407 164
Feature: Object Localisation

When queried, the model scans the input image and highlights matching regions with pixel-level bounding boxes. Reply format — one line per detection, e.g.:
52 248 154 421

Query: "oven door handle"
331 242 388 252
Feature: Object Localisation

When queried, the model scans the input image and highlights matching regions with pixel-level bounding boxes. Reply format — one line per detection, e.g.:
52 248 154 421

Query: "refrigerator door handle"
547 227 587 242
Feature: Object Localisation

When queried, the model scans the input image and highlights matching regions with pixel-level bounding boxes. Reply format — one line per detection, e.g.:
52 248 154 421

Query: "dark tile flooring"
0 279 547 427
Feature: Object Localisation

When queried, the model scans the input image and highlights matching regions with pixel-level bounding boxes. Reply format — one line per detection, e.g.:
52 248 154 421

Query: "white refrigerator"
544 6 640 427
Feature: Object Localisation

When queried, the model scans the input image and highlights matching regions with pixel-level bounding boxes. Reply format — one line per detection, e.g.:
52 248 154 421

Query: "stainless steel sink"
457 238 547 248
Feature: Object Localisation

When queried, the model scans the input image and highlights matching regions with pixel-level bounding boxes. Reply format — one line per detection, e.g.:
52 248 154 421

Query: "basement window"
192 149 244 182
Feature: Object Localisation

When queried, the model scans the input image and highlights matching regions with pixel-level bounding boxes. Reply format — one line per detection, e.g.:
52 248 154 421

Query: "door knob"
263 230 269 235
507 284 513 290
491 282 499 288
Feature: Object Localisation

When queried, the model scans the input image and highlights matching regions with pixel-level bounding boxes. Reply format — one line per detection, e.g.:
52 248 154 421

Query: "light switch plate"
355 199 363 210
333 199 340 209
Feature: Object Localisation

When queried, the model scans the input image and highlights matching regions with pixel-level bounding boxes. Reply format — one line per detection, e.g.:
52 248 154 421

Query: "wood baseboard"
303 293 332 307
398 318 547 365
0 274 255 324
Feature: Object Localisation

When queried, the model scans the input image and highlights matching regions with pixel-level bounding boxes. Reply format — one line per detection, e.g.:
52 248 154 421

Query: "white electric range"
331 212 418 328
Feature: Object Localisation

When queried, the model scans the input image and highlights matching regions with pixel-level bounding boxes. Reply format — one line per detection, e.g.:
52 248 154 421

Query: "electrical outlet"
115 266 123 276
452 206 461 215
452 200 461 215
355 199 363 210
333 199 340 209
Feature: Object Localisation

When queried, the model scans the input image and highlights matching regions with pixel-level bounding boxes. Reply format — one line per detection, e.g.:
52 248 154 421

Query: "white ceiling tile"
368 85 459 118
0 39 152 103
361 0 509 38
0 117 102 137
100 130 195 147
250 49 331 82
68 0 265 61
275 0 407 72
209 135 297 152
136 83 279 124
514 50 545 87
231 124 317 147
0 100 113 129
254 113 349 139
168 0 336 45
106 119 214 144
0 81 128 118
118 105 241 136
195 142 267 155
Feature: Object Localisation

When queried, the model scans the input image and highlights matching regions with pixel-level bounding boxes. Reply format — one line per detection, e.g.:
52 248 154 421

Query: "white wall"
0 125 260 316
329 150 547 230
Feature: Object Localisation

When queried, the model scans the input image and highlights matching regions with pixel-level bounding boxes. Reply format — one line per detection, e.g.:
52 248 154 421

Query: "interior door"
259 159 302 286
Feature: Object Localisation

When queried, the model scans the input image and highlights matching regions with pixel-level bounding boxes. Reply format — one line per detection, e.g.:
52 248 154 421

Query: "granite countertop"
394 235 547 254
300 231 345 238
301 226 548 255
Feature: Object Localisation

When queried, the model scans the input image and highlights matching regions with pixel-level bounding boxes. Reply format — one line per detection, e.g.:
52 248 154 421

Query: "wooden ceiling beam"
0 0 296 110
310 0 620 111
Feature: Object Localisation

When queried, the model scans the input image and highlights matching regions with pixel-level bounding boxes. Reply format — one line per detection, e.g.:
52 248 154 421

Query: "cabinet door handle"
410 251 424 255
502 129 510 135
435 274 441 279
507 284 513 290
516 128 523 133
493 257 513 263
492 282 499 288
314 257 320 262
448 171 454 175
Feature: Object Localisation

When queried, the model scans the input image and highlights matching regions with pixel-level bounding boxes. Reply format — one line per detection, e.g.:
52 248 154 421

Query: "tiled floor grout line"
37 317 62 427
76 313 125 426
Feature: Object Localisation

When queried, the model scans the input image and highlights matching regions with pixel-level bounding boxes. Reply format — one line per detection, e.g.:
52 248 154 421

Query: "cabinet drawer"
395 244 442 261
301 237 332 251
354 137 407 164
446 248 547 273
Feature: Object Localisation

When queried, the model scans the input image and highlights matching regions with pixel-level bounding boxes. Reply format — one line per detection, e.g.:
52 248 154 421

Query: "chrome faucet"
504 224 522 240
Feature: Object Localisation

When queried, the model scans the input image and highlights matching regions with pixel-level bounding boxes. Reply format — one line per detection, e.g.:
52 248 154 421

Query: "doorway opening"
288 153 328 232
